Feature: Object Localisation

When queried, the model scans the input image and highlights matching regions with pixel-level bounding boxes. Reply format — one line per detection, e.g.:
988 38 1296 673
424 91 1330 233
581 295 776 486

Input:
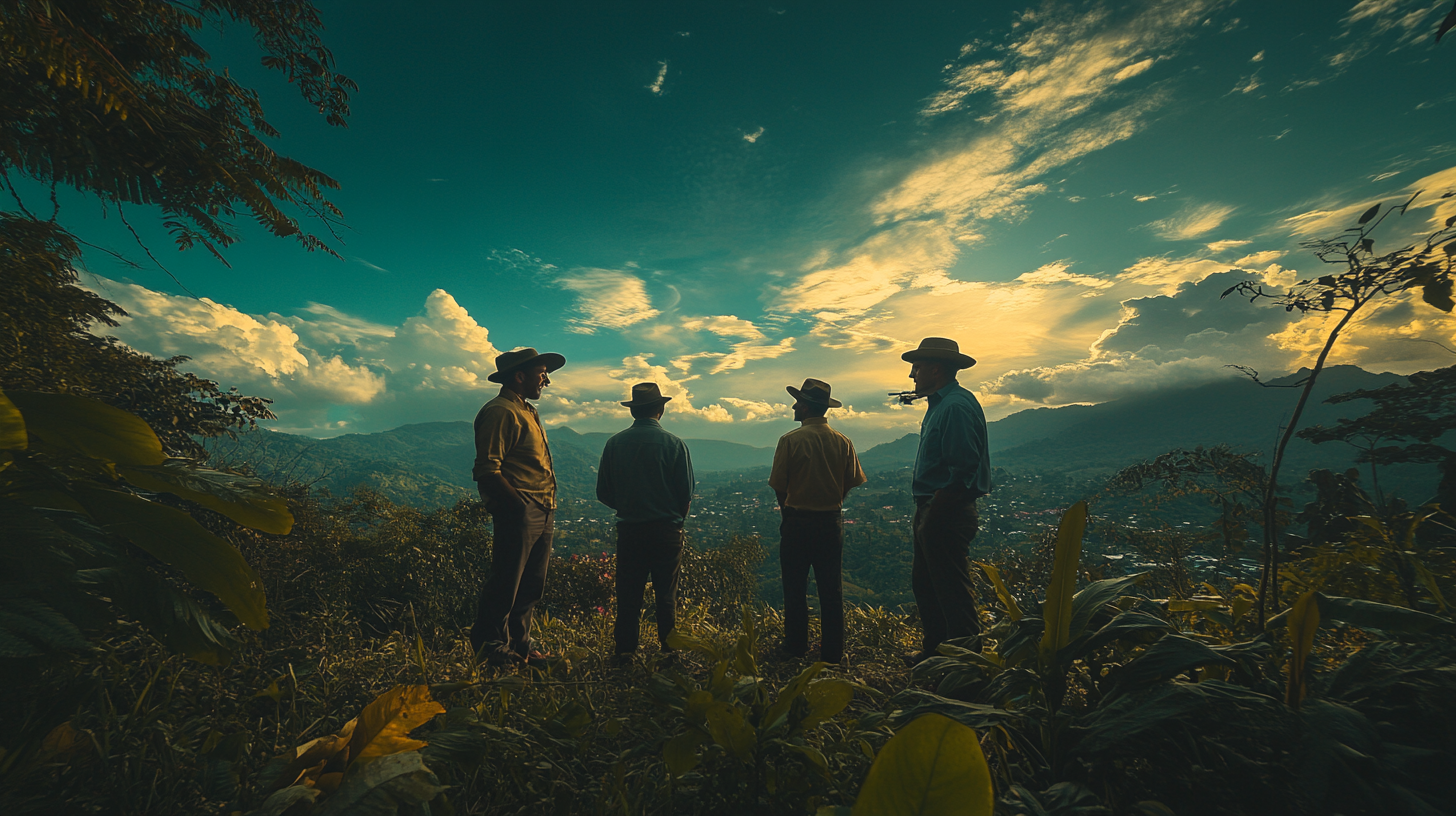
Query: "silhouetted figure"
770 378 866 665
902 338 990 667
471 347 564 668
597 383 695 661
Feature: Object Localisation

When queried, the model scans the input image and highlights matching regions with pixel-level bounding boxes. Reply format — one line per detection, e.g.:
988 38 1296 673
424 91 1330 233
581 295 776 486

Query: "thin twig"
117 201 200 298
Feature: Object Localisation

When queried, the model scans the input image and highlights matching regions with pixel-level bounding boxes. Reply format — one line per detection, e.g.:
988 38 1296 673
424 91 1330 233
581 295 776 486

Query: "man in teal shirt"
596 383 695 660
902 337 990 666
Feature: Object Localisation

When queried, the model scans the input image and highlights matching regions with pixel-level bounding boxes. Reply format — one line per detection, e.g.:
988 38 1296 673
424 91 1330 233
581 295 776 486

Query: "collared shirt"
596 418 695 525
912 380 991 500
768 417 867 512
472 387 556 509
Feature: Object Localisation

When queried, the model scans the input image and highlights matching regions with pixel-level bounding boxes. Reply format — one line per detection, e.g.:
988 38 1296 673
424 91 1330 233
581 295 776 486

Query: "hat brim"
786 384 842 408
487 352 567 383
620 395 672 407
901 349 977 369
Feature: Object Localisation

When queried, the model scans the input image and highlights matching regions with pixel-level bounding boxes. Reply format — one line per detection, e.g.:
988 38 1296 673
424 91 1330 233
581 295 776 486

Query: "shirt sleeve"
768 436 790 492
595 441 616 509
474 406 522 477
675 440 695 513
940 402 982 489
844 440 867 490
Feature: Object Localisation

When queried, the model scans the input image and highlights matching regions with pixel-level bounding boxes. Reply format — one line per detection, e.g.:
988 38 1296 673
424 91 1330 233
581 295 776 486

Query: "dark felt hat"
487 347 566 383
621 382 672 407
901 337 977 369
786 377 843 408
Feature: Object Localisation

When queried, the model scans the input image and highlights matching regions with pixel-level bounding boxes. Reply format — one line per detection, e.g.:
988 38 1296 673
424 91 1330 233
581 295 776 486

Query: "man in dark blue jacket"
902 337 991 666
596 383 695 661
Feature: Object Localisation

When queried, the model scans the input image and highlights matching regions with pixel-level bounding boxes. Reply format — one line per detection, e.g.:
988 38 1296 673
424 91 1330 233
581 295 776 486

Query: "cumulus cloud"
1205 239 1252 253
557 268 661 333
1147 202 1237 240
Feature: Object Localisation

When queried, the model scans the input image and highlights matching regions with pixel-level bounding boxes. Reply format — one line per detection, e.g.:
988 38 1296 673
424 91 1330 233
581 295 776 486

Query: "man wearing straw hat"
470 347 566 668
901 337 990 667
769 378 866 665
596 383 696 664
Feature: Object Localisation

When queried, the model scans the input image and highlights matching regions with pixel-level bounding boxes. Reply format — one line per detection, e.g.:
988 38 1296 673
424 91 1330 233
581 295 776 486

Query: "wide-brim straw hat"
487 347 567 383
786 377 842 408
621 382 673 407
901 337 977 369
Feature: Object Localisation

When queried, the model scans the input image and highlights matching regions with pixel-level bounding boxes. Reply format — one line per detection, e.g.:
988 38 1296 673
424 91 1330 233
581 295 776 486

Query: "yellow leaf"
975 561 1022 621
119 462 293 534
763 662 827 730
851 713 994 816
6 392 163 466
704 703 755 762
344 685 445 767
254 679 284 701
0 390 26 451
1285 591 1321 709
74 485 268 630
1039 501 1087 668
37 721 87 765
801 679 855 728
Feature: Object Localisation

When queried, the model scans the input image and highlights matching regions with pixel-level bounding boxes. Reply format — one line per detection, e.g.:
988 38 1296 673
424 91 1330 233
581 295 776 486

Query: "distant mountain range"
207 366 1442 506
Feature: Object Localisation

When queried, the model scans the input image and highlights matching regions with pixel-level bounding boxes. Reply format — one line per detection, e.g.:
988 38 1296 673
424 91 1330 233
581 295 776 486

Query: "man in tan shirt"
768 378 866 664
471 347 564 667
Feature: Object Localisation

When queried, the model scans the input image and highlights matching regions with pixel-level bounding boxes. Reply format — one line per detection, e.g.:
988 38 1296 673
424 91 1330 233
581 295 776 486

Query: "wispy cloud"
352 257 390 273
742 126 765 143
647 61 668 95
1147 202 1237 240
557 268 661 334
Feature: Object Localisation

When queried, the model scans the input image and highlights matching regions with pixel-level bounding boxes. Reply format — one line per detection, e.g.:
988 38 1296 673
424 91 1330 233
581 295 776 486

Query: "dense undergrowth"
5 477 1455 815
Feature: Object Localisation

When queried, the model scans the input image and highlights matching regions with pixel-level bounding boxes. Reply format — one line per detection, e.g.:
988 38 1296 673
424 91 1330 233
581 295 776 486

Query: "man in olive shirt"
901 337 990 667
596 383 695 660
471 347 564 667
769 378 866 664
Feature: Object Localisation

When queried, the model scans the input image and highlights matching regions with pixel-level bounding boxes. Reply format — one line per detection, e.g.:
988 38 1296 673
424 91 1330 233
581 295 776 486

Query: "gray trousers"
471 502 553 658
911 498 980 653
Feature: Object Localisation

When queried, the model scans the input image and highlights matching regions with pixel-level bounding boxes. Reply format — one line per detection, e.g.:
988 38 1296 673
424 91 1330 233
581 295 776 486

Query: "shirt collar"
498 387 535 410
928 379 960 403
801 417 829 426
632 417 661 427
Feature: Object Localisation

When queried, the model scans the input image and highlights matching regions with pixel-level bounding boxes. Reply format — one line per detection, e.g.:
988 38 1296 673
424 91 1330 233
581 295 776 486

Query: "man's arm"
842 440 867 500
927 404 979 520
675 442 695 521
768 437 790 508
475 407 527 514
596 443 616 510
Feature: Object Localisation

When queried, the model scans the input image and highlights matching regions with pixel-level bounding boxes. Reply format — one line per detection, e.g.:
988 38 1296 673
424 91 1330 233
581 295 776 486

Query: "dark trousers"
471 503 553 658
614 521 683 654
780 508 845 664
911 498 980 654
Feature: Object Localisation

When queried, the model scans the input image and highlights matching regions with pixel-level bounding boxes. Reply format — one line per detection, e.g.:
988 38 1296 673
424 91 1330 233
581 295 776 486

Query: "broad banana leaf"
851 713 994 816
74 485 268 630
7 391 164 466
1039 501 1088 668
345 685 446 767
119 461 293 535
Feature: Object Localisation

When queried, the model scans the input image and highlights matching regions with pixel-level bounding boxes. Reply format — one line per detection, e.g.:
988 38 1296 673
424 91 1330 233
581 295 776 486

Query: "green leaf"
1420 278 1453 312
1073 680 1282 757
74 485 268 630
801 678 855 728
1067 573 1148 642
976 561 1022 621
119 462 293 534
663 729 710 777
6 392 163 466
887 689 1025 731
0 596 90 656
1039 501 1087 668
0 390 26 451
850 713 994 816
1076 610 1175 657
1357 203 1380 224
314 751 444 816
244 785 320 816
78 564 240 665
764 661 828 731
1110 635 1236 693
704 702 755 761
1266 593 1456 637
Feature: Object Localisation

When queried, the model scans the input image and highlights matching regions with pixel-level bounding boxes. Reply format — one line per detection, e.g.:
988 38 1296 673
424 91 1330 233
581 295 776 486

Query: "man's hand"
926 484 972 528
478 472 527 517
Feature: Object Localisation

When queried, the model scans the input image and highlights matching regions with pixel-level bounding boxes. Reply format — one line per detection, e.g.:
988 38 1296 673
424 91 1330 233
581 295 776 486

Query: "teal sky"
40 0 1456 446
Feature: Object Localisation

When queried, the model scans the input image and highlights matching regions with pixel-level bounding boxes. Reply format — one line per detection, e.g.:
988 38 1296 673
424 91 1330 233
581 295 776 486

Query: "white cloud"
1147 202 1237 240
1233 250 1287 266
1205 239 1252 252
647 61 668 95
681 315 767 340
670 337 796 376
1015 261 1113 290
742 126 765 143
1229 72 1261 94
557 268 661 333
1251 50 1265 62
